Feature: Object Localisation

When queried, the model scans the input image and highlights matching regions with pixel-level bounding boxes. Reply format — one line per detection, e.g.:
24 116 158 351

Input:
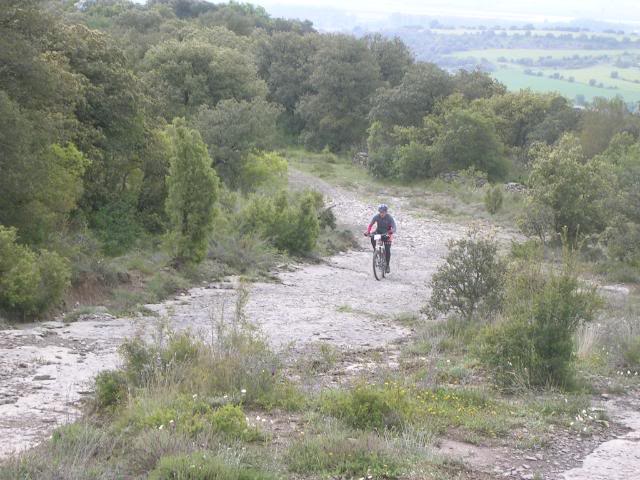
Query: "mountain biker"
364 204 396 273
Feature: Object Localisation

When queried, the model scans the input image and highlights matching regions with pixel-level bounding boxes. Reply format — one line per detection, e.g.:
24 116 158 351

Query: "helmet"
378 204 388 213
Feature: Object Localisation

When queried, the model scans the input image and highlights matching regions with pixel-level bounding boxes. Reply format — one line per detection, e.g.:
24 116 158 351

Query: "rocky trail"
1 170 639 479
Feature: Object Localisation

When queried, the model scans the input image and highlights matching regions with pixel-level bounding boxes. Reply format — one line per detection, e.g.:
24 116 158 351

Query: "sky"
247 0 640 25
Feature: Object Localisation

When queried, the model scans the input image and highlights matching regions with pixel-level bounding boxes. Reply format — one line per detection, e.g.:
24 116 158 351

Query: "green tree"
143 38 267 119
0 93 89 244
239 151 288 194
193 98 282 186
368 63 453 128
394 141 433 180
579 97 639 158
435 108 508 180
528 134 613 239
165 119 219 264
452 69 506 100
364 33 413 86
255 31 318 133
297 34 381 150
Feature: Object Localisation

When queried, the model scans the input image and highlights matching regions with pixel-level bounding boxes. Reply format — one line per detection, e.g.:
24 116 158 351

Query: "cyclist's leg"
385 242 391 266
370 236 376 250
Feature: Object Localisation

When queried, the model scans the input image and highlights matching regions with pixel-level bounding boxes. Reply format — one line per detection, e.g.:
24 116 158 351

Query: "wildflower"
159 424 164 430
192 394 198 399
241 389 247 395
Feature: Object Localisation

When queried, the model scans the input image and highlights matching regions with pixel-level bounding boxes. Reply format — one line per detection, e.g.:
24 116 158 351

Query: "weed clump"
484 185 504 214
286 432 400 478
149 452 274 480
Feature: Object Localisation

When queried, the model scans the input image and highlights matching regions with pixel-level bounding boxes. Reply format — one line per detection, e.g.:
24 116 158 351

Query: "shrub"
602 220 640 267
428 230 506 321
209 404 261 441
321 384 408 431
518 199 555 244
0 226 71 318
394 141 433 180
149 452 274 480
92 198 142 256
94 370 128 411
238 151 287 193
286 432 400 478
479 254 602 389
239 190 320 256
484 185 504 214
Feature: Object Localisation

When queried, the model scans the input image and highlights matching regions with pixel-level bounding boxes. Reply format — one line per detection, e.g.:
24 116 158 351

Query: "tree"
0 93 89 245
369 63 453 128
435 108 508 180
476 90 559 148
528 134 613 239
297 34 381 151
579 97 640 158
364 33 413 86
193 98 282 186
143 38 267 119
165 119 219 264
255 31 318 133
452 69 506 100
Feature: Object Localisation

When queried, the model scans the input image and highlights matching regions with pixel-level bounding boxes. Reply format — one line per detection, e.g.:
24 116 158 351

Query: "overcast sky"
249 0 640 25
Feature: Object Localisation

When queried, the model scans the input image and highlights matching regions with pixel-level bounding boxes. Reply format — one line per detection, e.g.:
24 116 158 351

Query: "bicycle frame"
372 234 388 280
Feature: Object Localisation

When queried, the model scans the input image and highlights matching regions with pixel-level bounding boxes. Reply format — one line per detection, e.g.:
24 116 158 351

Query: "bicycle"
370 233 390 281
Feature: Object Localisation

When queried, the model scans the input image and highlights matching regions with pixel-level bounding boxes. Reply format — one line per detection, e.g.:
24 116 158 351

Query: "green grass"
492 67 640 103
446 47 640 103
449 48 640 62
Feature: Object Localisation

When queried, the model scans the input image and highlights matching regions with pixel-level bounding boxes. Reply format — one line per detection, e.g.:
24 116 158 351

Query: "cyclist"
364 204 396 273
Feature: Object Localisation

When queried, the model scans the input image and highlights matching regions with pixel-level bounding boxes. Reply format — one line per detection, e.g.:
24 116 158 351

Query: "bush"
92 198 142 256
149 453 274 480
484 185 504 214
428 230 506 321
209 404 261 441
394 141 433 180
94 370 128 411
321 384 408 431
286 432 400 478
479 255 602 389
0 226 71 318
238 151 287 193
602 220 640 267
518 199 555 243
239 190 320 256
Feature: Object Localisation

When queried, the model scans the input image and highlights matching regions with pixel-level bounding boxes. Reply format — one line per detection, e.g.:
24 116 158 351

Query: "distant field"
445 48 640 103
492 66 640 103
432 28 640 41
449 48 640 61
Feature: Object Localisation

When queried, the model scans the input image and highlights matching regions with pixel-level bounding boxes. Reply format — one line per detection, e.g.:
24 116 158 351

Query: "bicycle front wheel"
373 250 384 281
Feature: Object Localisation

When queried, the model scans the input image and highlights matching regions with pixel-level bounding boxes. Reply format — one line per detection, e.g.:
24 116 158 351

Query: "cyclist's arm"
366 215 378 234
388 216 397 235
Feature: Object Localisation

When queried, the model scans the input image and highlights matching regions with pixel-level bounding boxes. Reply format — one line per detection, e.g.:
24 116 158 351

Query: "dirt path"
0 169 467 459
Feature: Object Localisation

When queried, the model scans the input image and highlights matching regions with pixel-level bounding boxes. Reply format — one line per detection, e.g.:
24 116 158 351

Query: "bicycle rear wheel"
373 250 384 281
